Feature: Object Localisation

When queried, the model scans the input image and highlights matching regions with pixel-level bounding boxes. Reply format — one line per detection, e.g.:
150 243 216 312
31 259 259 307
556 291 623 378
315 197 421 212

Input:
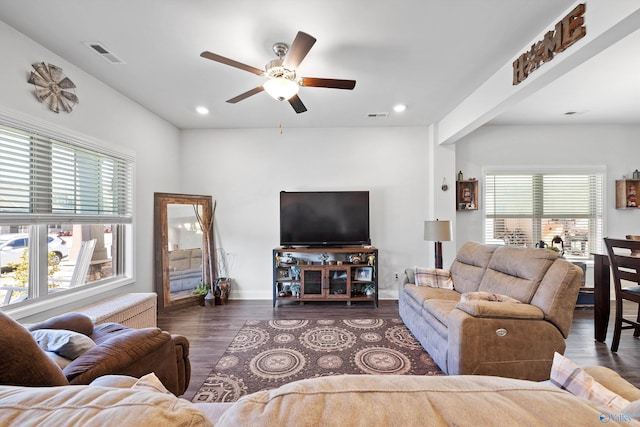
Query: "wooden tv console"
272 246 378 307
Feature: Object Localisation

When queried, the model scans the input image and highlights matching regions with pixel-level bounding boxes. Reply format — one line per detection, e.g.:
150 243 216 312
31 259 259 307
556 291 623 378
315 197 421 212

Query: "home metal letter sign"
512 3 586 85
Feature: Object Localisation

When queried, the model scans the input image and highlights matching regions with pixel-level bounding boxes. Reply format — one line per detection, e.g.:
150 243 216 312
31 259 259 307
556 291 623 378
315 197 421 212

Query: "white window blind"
0 124 133 224
484 172 603 258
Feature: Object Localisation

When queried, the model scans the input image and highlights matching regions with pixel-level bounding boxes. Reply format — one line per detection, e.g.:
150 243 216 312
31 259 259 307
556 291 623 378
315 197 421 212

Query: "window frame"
0 107 135 317
483 166 606 259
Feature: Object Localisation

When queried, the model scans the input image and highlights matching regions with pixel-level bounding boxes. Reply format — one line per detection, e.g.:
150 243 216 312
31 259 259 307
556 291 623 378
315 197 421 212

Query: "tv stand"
273 246 378 308
289 245 362 249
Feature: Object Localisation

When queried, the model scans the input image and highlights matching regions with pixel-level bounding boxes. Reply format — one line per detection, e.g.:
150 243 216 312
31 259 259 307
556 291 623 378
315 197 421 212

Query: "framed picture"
276 267 292 280
354 266 373 281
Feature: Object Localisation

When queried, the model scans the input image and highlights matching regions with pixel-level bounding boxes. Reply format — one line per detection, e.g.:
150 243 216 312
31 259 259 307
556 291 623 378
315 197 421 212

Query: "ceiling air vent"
85 42 126 64
367 112 389 118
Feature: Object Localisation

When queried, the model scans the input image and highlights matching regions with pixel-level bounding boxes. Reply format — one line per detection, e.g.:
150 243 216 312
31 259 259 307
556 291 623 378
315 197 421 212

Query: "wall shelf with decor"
615 179 640 209
272 246 378 308
456 179 478 211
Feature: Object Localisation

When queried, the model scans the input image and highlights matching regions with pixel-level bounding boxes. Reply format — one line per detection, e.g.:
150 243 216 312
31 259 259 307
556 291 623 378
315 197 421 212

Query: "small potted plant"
192 282 209 306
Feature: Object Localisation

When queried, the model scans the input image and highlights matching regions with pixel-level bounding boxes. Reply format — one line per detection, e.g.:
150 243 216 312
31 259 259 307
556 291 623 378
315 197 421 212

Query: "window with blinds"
0 121 134 307
0 124 132 222
484 172 603 258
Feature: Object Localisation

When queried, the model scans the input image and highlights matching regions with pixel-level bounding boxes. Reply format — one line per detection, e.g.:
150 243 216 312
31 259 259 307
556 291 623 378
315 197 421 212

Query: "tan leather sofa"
399 242 583 381
0 311 190 396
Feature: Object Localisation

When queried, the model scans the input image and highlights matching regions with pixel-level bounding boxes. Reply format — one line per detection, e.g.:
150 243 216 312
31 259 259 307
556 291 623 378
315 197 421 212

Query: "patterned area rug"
192 318 443 403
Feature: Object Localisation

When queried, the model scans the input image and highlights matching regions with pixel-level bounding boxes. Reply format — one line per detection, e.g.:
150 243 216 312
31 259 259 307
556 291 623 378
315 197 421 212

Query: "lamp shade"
264 77 299 101
424 220 452 242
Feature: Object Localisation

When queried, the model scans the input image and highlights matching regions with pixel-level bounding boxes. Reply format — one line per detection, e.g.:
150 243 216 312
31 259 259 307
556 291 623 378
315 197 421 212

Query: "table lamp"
424 219 452 269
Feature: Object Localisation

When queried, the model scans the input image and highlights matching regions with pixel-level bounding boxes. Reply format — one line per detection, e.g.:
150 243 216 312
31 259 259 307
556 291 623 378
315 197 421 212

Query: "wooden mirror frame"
154 192 214 310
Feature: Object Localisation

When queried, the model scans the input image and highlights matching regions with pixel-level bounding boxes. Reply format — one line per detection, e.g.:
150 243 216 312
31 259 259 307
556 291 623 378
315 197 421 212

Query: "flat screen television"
280 191 370 247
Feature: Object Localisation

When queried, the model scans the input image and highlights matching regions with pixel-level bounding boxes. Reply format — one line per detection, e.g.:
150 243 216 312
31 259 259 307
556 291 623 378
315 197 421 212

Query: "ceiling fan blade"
226 86 264 103
288 94 307 114
282 32 316 70
200 51 264 76
300 77 356 90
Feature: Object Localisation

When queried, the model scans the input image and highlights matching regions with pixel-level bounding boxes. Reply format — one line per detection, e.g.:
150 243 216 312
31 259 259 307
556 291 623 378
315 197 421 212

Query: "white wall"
180 127 431 299
0 20 181 319
455 124 640 249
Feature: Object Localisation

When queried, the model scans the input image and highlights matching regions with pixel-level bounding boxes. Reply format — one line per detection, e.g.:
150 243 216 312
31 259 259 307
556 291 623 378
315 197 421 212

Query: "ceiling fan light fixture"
264 77 299 101
201 31 354 113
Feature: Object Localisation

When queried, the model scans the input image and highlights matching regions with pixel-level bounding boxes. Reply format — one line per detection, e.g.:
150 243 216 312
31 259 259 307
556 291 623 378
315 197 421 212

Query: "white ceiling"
0 0 635 130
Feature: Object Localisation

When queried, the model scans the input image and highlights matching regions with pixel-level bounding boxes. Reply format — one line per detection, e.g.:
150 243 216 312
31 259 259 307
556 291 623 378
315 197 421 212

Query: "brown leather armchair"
0 311 190 396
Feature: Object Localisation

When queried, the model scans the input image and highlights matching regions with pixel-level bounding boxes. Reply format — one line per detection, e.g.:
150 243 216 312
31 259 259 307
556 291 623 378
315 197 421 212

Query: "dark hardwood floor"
157 300 640 400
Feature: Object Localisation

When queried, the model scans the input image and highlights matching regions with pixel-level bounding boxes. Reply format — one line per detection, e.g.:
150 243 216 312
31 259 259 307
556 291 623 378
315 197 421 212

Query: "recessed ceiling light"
393 104 407 113
196 106 209 115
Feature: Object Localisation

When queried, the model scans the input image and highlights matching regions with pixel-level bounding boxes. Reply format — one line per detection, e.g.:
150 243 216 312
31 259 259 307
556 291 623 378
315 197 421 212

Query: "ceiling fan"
200 31 356 113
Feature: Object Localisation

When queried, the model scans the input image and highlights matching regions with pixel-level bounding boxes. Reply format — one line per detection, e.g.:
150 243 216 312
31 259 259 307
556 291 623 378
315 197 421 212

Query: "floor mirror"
154 192 214 310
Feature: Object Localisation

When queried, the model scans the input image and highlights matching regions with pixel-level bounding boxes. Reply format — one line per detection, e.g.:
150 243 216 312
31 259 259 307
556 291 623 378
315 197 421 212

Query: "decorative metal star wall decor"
27 62 78 113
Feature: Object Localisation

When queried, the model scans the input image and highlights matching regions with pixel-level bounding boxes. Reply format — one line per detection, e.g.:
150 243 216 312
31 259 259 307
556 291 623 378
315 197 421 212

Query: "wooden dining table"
592 253 611 343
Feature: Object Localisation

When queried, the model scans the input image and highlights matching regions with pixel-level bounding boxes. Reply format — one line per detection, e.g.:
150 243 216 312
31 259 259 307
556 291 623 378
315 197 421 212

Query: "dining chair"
604 237 640 352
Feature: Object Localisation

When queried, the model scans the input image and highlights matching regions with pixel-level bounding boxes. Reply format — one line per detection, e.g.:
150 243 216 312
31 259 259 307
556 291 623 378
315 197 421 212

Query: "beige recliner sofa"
399 241 583 381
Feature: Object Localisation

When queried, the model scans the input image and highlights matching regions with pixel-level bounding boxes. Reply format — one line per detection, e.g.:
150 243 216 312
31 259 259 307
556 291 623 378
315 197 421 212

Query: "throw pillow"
31 329 96 360
133 373 172 395
414 267 454 290
43 350 73 369
89 375 139 388
550 352 630 410
460 291 521 304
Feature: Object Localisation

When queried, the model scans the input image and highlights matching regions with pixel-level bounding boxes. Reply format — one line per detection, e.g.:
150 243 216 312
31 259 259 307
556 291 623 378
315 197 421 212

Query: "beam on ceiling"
436 1 640 145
